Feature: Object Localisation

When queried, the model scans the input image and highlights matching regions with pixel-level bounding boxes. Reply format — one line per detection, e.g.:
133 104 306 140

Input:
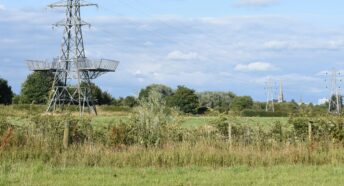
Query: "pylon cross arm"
48 0 98 8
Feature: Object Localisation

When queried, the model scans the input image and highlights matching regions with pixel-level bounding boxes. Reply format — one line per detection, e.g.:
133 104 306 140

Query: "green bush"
129 90 182 147
289 116 344 142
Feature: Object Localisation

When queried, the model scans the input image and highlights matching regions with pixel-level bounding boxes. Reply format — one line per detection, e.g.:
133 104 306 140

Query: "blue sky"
1 0 344 103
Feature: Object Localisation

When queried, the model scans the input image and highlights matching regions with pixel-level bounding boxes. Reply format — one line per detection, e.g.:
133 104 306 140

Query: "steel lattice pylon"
265 78 276 112
27 0 119 115
326 69 341 114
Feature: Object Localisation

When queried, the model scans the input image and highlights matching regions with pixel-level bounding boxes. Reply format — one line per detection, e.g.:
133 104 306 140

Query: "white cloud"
1 8 343 102
167 50 200 61
236 0 278 7
0 4 5 11
235 62 277 72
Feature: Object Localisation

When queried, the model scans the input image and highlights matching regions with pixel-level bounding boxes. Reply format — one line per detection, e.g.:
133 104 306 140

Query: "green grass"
1 163 344 186
0 105 289 129
181 116 288 128
90 115 289 128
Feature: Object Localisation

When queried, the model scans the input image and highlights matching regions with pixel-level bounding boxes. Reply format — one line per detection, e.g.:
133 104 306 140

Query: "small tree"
139 84 173 100
230 96 253 111
130 90 177 147
101 91 113 105
168 86 199 114
123 96 139 108
20 72 55 104
80 82 113 105
198 91 236 111
0 78 13 105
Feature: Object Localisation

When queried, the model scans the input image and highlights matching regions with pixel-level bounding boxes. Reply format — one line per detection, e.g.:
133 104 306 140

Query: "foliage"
123 96 139 108
198 91 236 112
0 78 13 105
168 86 199 114
20 72 55 104
4 103 344 169
289 116 344 142
138 84 173 101
128 90 181 147
230 96 254 111
80 82 113 105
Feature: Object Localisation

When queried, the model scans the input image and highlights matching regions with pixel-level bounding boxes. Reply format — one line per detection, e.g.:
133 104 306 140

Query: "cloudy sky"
1 0 344 103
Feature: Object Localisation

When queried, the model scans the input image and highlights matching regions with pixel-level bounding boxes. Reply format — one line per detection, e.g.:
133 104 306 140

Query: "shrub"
129 90 182 147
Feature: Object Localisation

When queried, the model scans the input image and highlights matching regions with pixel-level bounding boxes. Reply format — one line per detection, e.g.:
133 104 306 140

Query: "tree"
168 86 199 114
123 96 139 108
230 96 253 111
0 78 13 105
198 91 236 111
101 91 113 105
20 72 55 104
112 97 124 106
139 84 173 100
80 82 113 105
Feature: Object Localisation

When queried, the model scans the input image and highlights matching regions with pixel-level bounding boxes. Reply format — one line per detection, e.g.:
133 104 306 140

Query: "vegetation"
0 97 342 185
0 78 13 105
2 163 344 186
138 84 173 100
1 97 344 168
167 86 199 114
198 91 236 112
1 78 342 185
81 82 113 105
19 72 55 104
230 96 254 112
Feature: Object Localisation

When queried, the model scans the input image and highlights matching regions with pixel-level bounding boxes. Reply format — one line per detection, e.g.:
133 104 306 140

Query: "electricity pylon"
326 69 342 114
265 78 276 112
278 80 284 103
27 0 119 115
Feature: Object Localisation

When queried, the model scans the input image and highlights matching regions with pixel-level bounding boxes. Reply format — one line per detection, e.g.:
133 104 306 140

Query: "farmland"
1 104 344 185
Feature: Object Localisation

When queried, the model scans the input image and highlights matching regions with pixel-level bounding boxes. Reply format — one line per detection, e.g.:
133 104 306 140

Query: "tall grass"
1 94 344 168
2 140 344 168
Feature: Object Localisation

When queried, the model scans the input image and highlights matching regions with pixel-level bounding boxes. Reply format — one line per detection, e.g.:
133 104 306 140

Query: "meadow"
1 104 344 185
2 163 344 186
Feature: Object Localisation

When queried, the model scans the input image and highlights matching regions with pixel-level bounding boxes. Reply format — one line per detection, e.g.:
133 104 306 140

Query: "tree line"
0 72 338 116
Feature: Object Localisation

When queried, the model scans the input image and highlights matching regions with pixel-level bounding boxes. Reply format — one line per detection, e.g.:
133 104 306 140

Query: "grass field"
1 163 344 186
91 115 289 128
2 105 340 185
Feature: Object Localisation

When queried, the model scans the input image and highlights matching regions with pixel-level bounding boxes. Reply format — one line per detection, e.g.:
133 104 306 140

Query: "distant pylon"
265 78 275 112
278 80 284 103
326 68 342 114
